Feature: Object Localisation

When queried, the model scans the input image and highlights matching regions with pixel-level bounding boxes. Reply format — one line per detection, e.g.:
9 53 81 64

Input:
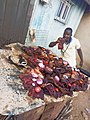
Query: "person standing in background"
49 27 83 68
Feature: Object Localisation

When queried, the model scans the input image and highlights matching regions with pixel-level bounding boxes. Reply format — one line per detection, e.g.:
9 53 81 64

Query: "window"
55 0 74 24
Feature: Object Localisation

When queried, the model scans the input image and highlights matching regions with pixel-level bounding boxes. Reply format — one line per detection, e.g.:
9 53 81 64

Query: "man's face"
63 30 72 43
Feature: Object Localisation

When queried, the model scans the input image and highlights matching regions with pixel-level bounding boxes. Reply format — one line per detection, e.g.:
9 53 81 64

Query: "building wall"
75 12 90 72
0 0 34 47
25 0 86 56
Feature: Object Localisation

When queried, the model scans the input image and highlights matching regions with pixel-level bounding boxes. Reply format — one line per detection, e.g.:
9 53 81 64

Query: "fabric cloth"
60 36 81 68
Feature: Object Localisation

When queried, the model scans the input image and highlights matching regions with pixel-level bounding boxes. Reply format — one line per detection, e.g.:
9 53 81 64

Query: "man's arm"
49 41 58 47
49 37 62 47
77 48 83 67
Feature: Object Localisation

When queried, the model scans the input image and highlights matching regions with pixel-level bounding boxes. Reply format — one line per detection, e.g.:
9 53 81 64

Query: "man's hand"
56 38 61 43
57 37 64 43
49 41 57 47
49 37 64 48
77 48 83 68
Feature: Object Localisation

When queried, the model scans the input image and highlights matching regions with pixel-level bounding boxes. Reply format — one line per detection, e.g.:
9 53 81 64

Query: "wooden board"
0 98 71 120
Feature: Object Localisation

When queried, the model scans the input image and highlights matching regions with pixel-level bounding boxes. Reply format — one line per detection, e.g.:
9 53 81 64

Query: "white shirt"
60 36 81 67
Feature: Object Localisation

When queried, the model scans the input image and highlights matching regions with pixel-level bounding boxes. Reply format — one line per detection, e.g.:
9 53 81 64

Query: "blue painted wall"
25 0 87 56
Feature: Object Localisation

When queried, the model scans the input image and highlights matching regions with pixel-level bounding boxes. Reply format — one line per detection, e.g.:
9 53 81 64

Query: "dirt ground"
71 80 90 120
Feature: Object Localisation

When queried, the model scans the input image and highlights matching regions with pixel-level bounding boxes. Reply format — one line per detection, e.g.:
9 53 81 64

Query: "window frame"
55 0 74 24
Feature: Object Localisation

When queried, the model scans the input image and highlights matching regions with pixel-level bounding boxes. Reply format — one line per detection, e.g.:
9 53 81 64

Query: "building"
75 4 90 72
25 0 89 56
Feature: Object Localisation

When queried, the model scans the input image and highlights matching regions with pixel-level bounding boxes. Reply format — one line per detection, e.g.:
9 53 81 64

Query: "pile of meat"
8 45 88 100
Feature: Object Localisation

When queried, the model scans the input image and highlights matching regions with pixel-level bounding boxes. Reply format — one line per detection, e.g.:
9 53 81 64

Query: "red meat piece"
43 84 58 98
28 88 44 100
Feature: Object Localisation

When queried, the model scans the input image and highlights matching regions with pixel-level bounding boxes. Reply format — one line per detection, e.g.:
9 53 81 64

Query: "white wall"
25 0 86 56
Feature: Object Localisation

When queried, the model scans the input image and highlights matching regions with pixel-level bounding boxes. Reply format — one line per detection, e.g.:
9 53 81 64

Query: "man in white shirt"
49 27 83 68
